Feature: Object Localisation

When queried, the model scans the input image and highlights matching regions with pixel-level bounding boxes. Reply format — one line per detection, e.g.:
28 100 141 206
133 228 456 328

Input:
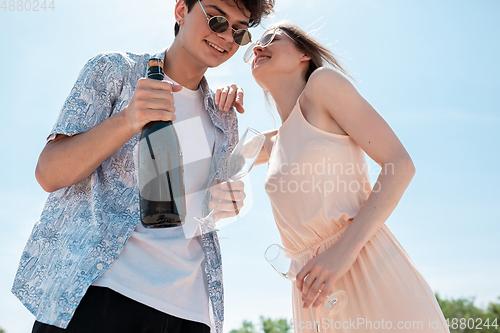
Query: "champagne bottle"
138 58 186 228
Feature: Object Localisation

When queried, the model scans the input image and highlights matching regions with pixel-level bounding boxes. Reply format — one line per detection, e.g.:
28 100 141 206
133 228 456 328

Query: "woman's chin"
252 78 267 92
251 67 268 88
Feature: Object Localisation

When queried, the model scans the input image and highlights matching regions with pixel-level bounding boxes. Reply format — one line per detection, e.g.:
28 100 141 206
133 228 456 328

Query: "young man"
11 0 274 332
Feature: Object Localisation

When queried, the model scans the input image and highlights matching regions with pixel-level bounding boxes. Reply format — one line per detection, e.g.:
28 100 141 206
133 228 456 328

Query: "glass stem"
225 181 240 215
310 306 321 332
205 209 216 223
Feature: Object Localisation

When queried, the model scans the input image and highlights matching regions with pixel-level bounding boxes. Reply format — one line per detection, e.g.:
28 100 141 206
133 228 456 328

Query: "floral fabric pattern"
11 49 238 332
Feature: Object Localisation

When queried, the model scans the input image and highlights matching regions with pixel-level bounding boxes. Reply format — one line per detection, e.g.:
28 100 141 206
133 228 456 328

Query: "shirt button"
117 237 125 243
96 263 104 270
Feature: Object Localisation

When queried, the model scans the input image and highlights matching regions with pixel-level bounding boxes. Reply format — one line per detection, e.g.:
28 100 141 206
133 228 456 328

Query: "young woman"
247 22 449 332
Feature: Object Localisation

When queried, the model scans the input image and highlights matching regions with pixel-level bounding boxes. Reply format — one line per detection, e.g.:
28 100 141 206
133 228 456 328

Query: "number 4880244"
1 0 55 11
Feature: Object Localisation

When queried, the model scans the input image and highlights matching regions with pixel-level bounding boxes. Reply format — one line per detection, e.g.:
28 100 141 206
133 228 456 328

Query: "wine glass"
265 243 348 319
195 127 265 232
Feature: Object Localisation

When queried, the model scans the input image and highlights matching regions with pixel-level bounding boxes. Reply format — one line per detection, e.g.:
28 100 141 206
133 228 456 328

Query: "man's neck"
163 41 208 90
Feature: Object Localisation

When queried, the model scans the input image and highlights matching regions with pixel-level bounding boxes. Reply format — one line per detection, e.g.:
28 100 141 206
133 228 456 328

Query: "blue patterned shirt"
11 49 238 332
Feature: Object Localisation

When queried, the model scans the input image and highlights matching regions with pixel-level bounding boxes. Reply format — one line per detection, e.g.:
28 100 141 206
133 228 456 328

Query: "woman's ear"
301 54 312 62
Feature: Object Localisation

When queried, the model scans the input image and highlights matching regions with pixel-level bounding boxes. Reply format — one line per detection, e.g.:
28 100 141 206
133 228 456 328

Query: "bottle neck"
147 65 165 81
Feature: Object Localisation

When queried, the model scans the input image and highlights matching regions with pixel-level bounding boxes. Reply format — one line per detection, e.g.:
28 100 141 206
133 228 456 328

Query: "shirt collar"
149 49 229 136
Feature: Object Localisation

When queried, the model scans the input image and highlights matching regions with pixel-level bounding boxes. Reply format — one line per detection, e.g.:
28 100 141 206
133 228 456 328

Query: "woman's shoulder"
304 67 351 94
301 67 355 108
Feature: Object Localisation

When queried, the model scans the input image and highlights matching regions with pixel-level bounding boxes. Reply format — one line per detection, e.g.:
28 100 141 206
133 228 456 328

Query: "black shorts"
32 286 210 333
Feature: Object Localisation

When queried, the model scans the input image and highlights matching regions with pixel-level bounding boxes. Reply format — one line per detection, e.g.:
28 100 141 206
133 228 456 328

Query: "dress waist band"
288 220 352 260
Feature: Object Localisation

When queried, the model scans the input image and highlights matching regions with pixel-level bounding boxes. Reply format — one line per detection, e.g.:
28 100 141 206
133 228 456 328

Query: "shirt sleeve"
47 53 124 142
227 110 239 154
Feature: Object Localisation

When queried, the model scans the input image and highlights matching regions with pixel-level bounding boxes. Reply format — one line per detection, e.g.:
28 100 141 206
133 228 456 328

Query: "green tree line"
436 295 500 333
230 295 500 333
1 296 498 333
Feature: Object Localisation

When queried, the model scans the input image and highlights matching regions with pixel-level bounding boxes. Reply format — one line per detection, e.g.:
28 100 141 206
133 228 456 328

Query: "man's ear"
174 0 188 24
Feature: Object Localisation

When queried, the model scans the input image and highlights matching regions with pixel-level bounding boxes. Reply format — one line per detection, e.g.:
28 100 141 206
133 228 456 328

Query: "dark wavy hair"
174 0 275 36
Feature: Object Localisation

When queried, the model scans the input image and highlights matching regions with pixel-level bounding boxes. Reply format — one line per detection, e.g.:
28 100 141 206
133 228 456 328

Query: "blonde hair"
263 21 353 124
275 21 352 82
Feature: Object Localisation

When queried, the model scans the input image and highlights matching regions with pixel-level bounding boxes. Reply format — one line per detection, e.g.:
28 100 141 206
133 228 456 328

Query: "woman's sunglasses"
243 27 293 64
197 0 252 46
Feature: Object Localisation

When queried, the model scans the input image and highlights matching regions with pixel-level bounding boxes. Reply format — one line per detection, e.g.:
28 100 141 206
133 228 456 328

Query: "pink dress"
264 100 449 333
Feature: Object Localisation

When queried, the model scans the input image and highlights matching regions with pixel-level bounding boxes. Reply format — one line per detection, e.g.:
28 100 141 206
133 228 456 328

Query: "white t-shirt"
93 76 215 326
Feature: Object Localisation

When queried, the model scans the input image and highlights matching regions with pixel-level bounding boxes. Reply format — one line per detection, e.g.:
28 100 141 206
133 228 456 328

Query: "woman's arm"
254 129 278 166
214 84 279 166
296 67 416 309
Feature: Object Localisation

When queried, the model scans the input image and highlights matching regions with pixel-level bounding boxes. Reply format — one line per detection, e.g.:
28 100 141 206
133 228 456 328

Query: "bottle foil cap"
148 58 164 68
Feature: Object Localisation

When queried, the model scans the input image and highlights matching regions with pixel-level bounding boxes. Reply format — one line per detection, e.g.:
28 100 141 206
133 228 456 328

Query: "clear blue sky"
1 0 499 332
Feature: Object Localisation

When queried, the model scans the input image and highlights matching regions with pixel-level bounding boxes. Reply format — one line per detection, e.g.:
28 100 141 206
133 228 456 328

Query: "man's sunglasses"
243 27 293 64
198 0 252 46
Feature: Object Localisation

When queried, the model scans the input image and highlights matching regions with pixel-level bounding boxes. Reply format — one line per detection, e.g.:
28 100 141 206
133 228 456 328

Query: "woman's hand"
215 84 245 114
295 237 359 309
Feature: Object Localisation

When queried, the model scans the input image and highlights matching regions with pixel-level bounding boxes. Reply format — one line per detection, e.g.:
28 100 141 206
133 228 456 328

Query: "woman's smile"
252 54 271 69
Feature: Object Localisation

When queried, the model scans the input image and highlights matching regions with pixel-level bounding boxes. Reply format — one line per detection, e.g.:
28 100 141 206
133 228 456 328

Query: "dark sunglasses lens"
234 30 252 46
260 32 275 46
209 16 229 33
